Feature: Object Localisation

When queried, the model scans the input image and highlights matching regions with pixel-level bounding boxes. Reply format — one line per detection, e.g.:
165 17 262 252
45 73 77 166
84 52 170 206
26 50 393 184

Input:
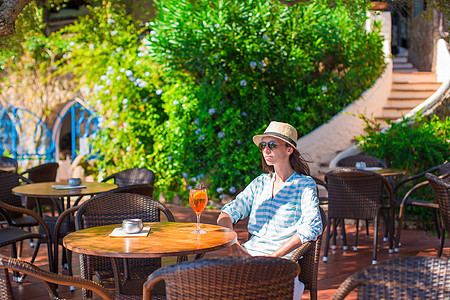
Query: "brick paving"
1 204 449 299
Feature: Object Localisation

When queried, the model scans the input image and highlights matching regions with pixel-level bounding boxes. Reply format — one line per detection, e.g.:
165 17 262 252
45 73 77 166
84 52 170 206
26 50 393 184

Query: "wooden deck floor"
2 204 449 299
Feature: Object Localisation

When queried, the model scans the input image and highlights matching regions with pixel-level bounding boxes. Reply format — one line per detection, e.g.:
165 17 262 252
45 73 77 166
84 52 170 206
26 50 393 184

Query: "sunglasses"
258 141 280 152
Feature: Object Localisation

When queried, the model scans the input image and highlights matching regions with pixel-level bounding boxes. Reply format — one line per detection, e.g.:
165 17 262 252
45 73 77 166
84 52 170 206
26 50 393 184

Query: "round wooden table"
63 222 237 258
12 181 117 213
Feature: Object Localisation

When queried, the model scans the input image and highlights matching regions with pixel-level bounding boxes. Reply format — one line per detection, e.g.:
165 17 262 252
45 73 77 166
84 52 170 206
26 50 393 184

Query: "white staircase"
376 53 441 129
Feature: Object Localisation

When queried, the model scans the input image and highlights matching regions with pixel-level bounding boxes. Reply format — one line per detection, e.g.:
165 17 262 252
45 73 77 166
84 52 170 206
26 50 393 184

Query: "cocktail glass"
189 188 208 234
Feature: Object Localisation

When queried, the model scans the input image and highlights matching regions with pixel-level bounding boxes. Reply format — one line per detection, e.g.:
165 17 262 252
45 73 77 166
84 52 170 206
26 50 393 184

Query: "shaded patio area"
1 204 449 299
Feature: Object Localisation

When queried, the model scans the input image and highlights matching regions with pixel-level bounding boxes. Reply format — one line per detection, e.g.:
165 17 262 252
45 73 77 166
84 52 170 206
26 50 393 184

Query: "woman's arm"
269 234 302 257
217 212 251 256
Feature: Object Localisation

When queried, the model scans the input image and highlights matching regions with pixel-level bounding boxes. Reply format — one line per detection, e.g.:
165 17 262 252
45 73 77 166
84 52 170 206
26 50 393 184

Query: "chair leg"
365 220 369 236
433 209 441 239
372 215 379 265
17 238 43 283
323 217 332 262
437 228 445 258
10 243 20 282
354 220 359 252
396 204 406 249
331 219 337 250
341 219 347 251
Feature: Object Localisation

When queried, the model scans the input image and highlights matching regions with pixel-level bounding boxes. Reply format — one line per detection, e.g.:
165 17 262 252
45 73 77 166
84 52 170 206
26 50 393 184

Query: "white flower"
173 100 179 105
116 76 121 81
191 177 197 182
105 79 112 85
249 62 257 68
269 41 275 45
224 75 229 81
182 172 188 179
100 75 108 81
126 146 131 152
139 81 147 88
259 61 266 68
229 186 236 193
96 99 102 106
199 134 206 140
237 139 241 144
136 60 141 65
194 118 199 126
262 35 269 41
108 18 115 24
89 44 95 50
216 187 224 193
69 41 75 46
142 98 148 103
125 70 133 77
143 38 151 45
195 128 201 135
198 174 205 179
104 89 110 94
322 86 328 93
241 112 247 117
188 185 193 190
208 108 216 115
122 98 128 104
111 30 118 36
156 89 163 95
138 140 142 145
151 36 157 42
218 131 225 138
112 138 118 143
296 106 301 111
150 30 157 35
110 120 118 126
120 68 125 72
129 77 136 82
168 155 172 161
145 72 150 76
219 194 224 199
214 24 220 28
138 52 145 57
116 47 122 52
240 80 247 86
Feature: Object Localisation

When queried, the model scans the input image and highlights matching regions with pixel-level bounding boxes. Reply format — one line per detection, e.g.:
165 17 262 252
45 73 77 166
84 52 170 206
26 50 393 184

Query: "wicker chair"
75 192 178 299
289 206 327 300
312 176 328 205
101 168 156 187
395 162 450 250
102 183 155 197
143 256 300 300
0 254 113 300
332 256 450 300
20 162 59 215
426 173 450 257
323 169 394 264
336 154 387 168
0 157 18 172
0 201 53 282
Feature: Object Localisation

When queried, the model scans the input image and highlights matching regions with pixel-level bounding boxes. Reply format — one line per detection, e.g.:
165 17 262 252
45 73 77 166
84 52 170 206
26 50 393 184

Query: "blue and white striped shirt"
221 172 322 258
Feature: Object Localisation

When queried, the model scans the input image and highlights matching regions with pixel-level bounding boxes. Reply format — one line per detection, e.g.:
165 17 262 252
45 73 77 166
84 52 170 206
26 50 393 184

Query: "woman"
217 121 323 299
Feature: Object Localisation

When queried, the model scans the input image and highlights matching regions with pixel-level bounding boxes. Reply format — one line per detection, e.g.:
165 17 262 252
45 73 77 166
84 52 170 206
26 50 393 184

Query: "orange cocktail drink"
189 189 208 234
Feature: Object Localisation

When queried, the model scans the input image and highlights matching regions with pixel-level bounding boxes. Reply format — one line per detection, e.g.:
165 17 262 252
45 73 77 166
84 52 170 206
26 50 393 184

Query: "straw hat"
252 121 299 153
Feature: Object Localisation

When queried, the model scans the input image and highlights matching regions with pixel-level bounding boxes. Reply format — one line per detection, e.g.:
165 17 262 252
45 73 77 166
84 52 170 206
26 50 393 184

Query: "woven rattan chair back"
20 162 59 183
75 192 175 298
101 168 155 187
143 256 300 300
332 256 450 300
324 169 393 263
426 173 450 257
0 254 113 300
0 157 18 172
0 171 34 221
336 154 387 168
290 206 327 300
102 183 155 198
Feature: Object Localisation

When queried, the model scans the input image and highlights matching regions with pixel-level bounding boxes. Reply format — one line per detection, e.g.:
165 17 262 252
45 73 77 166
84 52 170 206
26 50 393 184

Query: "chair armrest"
3 256 113 300
101 174 114 183
332 273 363 300
394 165 441 193
398 180 430 206
0 202 51 239
143 269 165 300
289 241 313 262
54 205 80 239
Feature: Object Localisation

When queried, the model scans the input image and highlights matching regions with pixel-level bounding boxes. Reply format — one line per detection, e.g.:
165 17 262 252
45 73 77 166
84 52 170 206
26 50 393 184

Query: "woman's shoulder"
291 173 316 186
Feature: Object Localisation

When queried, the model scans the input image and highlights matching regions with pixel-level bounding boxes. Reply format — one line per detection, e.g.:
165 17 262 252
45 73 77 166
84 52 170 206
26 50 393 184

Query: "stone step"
393 72 437 83
393 62 414 69
392 57 408 64
392 82 441 90
389 89 436 98
393 67 420 73
381 107 413 118
384 99 424 108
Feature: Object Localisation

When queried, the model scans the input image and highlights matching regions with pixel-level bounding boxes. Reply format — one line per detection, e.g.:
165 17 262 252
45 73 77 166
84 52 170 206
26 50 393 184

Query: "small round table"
63 222 237 258
12 181 117 214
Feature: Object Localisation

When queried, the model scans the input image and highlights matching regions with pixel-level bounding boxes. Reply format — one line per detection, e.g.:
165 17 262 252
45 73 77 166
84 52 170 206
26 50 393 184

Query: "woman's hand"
229 243 252 257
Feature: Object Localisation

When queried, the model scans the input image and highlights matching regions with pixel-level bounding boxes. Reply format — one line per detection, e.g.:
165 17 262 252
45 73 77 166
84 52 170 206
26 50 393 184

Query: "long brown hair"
260 144 310 176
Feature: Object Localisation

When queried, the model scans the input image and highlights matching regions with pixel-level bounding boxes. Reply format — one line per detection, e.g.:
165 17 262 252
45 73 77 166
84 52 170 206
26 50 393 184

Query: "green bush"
1 0 386 203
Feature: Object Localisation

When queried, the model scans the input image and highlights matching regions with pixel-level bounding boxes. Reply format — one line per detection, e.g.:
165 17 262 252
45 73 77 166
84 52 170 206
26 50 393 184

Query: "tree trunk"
0 0 34 37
